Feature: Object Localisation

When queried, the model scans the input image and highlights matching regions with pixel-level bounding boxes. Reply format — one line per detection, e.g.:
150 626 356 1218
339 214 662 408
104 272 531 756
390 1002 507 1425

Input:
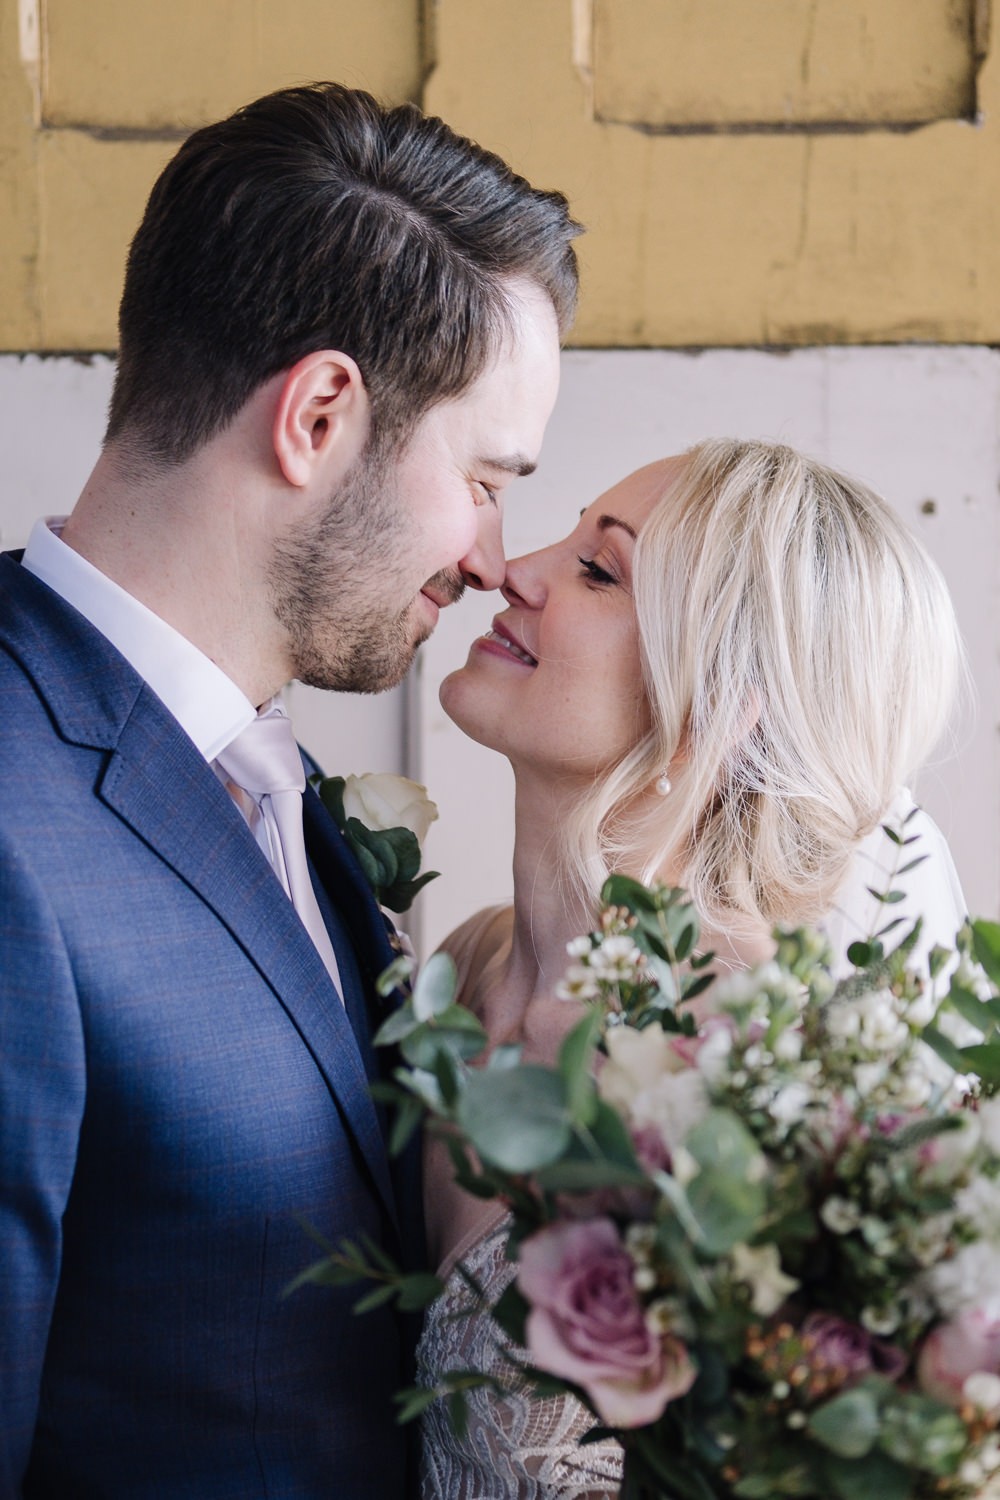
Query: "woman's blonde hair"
560 438 966 934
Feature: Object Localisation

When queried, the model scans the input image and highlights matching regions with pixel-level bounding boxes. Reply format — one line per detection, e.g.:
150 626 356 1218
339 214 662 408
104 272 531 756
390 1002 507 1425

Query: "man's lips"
476 618 538 667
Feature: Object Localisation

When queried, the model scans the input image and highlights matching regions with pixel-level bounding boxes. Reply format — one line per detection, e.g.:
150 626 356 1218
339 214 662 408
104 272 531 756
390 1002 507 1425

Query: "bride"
415 438 967 1499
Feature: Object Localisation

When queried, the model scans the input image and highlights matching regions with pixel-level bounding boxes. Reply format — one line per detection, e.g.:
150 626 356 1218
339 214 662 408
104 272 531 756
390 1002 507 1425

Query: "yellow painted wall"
1 0 998 350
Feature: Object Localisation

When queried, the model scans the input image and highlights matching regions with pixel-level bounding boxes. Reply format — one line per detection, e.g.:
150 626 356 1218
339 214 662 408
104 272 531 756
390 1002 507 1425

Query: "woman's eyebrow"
595 513 638 541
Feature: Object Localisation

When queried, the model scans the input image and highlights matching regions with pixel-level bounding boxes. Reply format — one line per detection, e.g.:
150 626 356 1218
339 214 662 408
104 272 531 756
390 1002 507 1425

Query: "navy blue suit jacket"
0 554 423 1497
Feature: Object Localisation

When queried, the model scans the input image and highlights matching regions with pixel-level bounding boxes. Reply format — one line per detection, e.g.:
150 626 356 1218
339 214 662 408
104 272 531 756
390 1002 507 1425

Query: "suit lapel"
97 699 399 1230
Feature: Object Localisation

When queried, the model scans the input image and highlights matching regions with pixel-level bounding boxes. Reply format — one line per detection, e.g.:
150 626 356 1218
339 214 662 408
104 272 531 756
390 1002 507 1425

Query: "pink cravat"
216 709 343 1000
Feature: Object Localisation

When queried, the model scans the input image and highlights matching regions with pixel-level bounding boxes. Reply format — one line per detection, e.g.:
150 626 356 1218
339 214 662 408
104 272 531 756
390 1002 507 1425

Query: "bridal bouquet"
322 829 1000 1498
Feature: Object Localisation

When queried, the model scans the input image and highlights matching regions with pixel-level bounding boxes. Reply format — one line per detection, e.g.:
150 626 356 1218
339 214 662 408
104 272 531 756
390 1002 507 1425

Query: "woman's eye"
477 481 499 507
577 555 616 586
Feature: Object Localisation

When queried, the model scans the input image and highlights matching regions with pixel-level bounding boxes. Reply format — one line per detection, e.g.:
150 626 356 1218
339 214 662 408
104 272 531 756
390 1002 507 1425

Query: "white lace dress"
416 1215 624 1499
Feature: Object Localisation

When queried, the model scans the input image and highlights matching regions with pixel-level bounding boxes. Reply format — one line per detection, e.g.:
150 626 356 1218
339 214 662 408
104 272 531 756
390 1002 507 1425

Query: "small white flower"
730 1242 799 1316
820 1195 861 1235
856 990 909 1054
909 1212 955 1267
566 935 593 960
979 1435 1000 1473
625 1222 657 1260
773 1028 803 1063
861 1304 900 1335
633 1264 657 1293
956 1175 1000 1238
825 1003 860 1041
892 1067 933 1110
555 964 601 1002
964 1372 1000 1417
978 1098 1000 1158
860 1214 893 1248
693 1026 732 1086
670 1144 699 1187
770 1082 813 1127
854 1061 887 1097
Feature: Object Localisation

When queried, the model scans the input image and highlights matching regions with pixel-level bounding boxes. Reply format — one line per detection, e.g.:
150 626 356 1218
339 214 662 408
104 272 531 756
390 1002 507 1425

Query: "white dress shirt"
22 517 257 761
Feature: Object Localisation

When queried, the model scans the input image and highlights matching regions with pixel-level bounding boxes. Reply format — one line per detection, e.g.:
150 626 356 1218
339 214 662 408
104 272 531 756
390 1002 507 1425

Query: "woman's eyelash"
577 555 616 585
478 481 498 506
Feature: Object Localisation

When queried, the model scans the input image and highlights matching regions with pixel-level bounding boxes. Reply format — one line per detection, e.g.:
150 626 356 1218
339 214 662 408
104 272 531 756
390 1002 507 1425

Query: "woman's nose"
500 545 550 609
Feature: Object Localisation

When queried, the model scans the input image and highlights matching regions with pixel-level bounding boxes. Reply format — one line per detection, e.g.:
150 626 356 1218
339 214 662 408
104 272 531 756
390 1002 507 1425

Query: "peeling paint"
17 0 41 125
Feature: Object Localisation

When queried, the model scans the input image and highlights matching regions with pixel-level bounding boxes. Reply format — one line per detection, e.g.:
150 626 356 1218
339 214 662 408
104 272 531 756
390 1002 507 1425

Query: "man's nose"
458 501 506 591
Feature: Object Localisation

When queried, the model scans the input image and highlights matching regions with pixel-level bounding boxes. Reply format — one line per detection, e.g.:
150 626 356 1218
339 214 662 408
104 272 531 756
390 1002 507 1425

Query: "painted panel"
594 0 984 129
42 0 423 130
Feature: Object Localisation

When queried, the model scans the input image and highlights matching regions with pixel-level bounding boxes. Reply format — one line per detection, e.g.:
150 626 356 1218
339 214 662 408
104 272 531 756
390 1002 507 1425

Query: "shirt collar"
22 517 257 761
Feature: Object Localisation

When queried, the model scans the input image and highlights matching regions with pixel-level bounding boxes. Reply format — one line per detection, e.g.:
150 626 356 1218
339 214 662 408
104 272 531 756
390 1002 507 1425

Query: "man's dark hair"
105 82 581 466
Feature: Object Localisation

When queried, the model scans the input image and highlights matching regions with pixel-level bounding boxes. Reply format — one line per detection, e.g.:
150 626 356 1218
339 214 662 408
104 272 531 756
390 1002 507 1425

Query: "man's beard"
269 448 464 694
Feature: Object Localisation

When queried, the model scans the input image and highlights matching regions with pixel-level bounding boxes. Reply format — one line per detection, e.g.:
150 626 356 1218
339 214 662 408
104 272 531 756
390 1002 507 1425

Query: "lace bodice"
416 1217 623 1499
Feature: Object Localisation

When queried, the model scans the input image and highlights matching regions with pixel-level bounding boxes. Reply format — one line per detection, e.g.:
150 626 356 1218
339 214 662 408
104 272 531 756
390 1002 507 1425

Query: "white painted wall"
3 349 997 957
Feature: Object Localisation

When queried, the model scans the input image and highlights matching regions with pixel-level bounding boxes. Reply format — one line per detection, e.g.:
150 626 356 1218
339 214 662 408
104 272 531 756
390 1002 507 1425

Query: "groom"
0 83 576 1497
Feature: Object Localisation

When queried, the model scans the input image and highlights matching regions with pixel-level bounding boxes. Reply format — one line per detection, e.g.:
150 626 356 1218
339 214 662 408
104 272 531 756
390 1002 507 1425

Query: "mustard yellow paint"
2 0 999 350
426 0 1000 346
594 0 983 128
1 0 41 346
43 0 423 131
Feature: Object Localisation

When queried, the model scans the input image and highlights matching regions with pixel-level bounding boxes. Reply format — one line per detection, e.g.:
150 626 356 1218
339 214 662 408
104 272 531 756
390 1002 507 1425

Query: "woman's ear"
271 350 370 488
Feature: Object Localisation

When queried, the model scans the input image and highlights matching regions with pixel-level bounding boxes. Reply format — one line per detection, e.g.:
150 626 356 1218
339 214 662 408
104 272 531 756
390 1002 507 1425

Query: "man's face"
271 280 562 694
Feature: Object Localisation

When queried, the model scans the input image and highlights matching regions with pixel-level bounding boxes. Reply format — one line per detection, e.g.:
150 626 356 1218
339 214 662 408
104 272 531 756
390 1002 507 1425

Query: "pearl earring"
655 772 672 796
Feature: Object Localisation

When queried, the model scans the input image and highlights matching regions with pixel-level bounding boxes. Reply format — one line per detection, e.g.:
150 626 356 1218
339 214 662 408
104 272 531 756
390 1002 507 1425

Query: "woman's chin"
438 669 506 753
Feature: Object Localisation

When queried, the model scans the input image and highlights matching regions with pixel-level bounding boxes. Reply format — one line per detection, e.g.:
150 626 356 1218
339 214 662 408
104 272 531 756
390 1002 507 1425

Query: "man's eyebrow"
596 513 638 541
479 453 537 479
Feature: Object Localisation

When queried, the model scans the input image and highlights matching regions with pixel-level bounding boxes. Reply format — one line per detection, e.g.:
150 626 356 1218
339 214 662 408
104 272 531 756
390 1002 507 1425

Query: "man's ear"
272 350 370 488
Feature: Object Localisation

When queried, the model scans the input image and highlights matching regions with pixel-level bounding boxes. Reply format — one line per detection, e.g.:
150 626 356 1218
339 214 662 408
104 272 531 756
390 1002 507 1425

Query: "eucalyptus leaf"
411 951 459 1021
374 954 415 999
944 981 1000 1032
457 1065 572 1172
558 1010 603 1124
920 1023 969 1074
973 919 1000 986
819 1450 912 1500
958 1042 1000 1083
373 1004 420 1047
807 1384 881 1458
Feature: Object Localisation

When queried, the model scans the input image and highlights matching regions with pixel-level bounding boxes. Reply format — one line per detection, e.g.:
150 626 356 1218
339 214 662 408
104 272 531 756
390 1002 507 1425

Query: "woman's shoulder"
436 903 514 1005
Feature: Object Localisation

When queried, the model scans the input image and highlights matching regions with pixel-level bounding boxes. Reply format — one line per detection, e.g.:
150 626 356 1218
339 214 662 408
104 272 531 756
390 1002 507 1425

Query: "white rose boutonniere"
313 772 439 913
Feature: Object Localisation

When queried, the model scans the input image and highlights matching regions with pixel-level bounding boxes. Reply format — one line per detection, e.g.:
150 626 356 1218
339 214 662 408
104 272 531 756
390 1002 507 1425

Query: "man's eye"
577 555 616 586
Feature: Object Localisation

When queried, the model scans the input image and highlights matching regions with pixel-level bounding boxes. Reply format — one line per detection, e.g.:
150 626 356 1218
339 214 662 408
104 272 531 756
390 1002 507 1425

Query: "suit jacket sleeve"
0 826 86 1493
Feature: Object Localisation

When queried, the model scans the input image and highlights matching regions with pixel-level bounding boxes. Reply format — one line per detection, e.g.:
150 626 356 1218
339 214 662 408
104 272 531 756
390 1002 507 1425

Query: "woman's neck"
501 773 595 1007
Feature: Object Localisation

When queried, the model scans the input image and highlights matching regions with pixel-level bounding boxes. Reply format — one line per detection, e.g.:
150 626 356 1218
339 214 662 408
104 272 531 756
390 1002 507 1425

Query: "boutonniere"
312 772 440 913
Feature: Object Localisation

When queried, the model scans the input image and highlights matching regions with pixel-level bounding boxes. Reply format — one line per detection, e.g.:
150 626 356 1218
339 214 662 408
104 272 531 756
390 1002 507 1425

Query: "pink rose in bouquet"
917 1309 1000 1409
517 1217 696 1427
800 1312 907 1385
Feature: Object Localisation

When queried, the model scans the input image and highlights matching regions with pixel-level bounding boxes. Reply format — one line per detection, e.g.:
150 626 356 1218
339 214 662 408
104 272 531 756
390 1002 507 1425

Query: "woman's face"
440 458 684 781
